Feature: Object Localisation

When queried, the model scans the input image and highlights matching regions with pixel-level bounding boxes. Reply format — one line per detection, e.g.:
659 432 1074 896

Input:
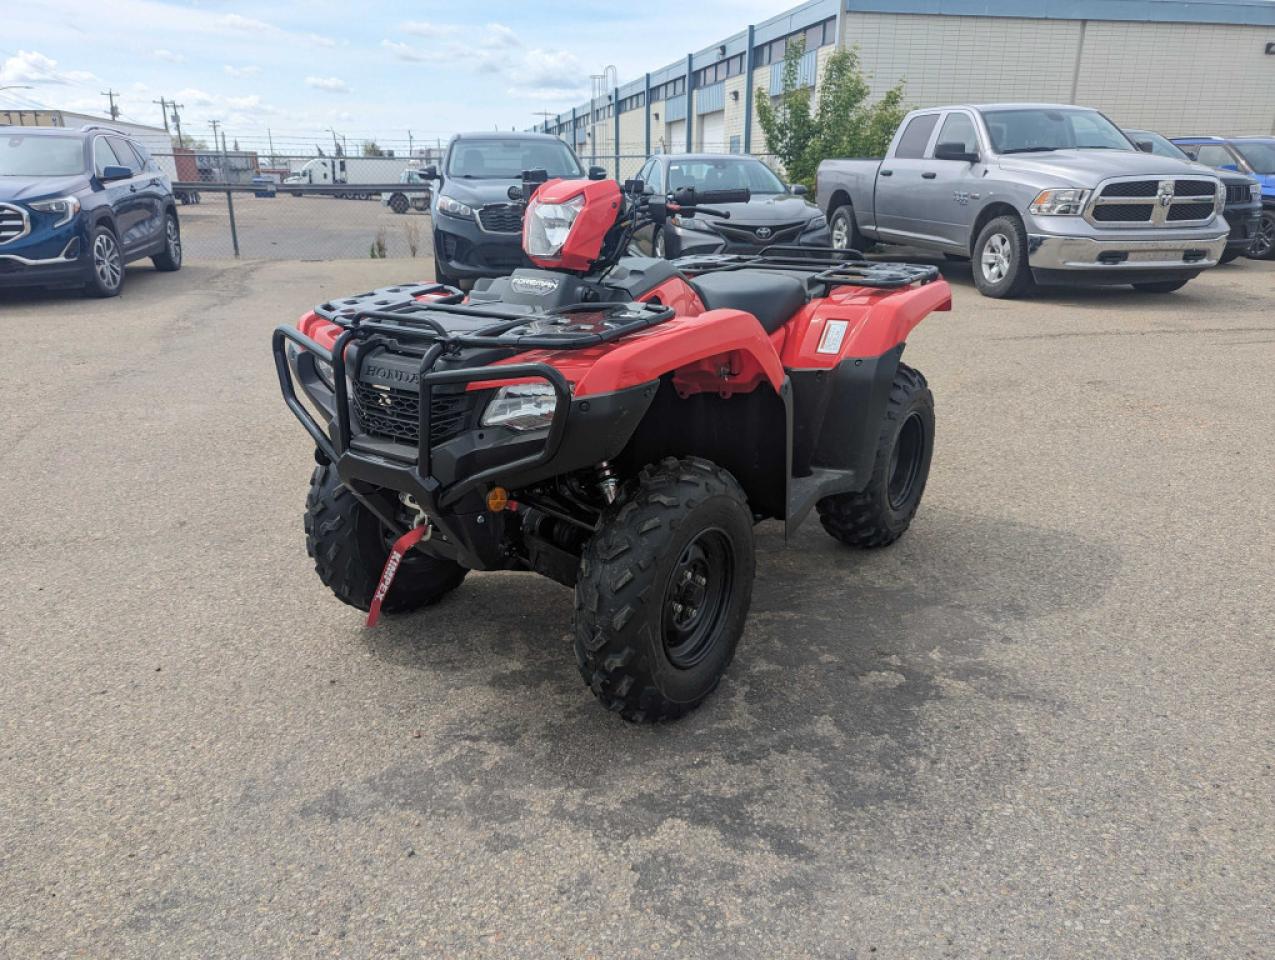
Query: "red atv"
274 172 951 721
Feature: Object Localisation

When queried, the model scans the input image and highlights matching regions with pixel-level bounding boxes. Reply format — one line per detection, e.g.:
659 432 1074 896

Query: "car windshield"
1126 130 1190 161
984 109 1133 154
446 139 582 179
665 158 786 195
1234 142 1275 175
0 134 85 176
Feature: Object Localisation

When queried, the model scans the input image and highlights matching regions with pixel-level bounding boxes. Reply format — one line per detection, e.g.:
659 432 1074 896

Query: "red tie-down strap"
366 524 430 627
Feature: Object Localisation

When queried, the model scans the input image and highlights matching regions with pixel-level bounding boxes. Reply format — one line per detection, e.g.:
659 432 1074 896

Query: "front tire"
1248 210 1275 260
817 363 934 549
972 215 1033 298
574 457 755 723
152 212 182 272
389 193 409 214
84 224 124 298
304 463 466 613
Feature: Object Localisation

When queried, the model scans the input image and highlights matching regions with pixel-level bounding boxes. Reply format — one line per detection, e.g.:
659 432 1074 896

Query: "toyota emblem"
755 226 772 239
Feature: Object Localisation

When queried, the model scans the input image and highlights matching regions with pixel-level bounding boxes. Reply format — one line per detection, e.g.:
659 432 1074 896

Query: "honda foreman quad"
273 172 951 722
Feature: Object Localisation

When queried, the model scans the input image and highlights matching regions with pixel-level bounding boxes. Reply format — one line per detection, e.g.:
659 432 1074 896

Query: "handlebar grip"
670 186 750 207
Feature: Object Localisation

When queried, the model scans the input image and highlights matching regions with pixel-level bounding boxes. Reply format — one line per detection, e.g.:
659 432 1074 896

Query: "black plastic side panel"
809 344 904 483
598 257 680 300
788 368 835 477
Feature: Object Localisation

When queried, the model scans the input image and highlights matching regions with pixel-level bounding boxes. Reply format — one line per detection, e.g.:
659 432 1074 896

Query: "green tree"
757 40 907 190
362 140 385 157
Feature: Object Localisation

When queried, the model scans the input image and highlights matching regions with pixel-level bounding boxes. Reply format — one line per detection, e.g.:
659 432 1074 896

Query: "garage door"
698 111 725 153
665 120 686 154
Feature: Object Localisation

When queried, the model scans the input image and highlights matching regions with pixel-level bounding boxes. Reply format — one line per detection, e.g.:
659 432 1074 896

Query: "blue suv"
0 125 182 297
1171 136 1275 260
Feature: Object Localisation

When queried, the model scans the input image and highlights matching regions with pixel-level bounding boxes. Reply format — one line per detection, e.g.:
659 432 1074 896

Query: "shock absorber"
596 461 619 504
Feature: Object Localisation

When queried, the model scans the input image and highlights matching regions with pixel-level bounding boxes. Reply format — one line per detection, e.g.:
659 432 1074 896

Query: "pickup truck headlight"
1029 188 1089 216
29 195 81 227
481 383 557 431
437 195 475 220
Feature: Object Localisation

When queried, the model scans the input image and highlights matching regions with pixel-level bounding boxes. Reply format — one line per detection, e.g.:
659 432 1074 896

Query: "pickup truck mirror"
788 183 808 196
99 164 132 182
588 165 608 180
933 142 979 164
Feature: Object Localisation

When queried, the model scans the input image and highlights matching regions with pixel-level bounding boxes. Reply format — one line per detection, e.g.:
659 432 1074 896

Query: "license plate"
1125 249 1177 262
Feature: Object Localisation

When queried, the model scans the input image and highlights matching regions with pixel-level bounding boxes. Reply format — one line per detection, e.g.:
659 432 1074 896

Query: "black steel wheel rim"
662 528 734 669
1253 216 1274 257
888 411 925 510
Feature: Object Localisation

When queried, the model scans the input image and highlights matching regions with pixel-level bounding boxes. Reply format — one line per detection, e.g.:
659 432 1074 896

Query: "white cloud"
381 40 444 64
0 50 96 86
224 65 262 78
507 48 587 96
305 33 338 48
480 23 521 49
153 48 185 64
305 76 350 94
399 21 459 39
220 13 273 32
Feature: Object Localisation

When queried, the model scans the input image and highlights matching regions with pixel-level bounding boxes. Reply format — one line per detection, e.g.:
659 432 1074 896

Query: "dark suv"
422 132 599 288
1170 136 1275 260
0 125 181 297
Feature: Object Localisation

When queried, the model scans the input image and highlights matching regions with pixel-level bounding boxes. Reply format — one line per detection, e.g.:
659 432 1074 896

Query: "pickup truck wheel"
574 457 755 723
829 204 863 253
305 463 466 613
1132 278 1191 294
817 363 934 548
973 216 1033 298
1249 210 1275 260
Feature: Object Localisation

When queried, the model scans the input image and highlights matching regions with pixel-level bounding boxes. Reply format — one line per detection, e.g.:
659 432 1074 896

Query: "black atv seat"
689 270 808 334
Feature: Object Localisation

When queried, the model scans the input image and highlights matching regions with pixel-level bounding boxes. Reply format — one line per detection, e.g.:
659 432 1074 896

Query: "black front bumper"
273 287 663 570
1224 202 1263 249
433 213 526 279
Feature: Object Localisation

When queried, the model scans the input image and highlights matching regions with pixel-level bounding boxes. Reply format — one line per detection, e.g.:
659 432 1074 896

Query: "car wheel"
829 204 863 253
389 193 409 214
152 212 182 272
85 225 124 298
1249 210 1275 261
972 215 1033 298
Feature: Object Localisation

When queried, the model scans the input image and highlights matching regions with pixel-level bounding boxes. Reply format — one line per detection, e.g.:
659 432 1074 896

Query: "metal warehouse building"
535 0 1275 173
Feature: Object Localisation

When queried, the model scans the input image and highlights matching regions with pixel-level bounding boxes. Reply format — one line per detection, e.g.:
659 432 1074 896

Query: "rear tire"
151 212 182 272
574 457 755 723
389 193 409 214
829 204 864 253
1248 209 1275 260
817 363 934 549
304 463 466 613
1132 278 1190 293
972 215 1033 299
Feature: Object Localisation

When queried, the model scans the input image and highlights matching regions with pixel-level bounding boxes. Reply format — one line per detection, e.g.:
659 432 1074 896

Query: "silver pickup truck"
816 103 1229 297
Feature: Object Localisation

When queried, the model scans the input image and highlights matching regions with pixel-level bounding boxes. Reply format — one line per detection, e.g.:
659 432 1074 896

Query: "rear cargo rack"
674 244 941 291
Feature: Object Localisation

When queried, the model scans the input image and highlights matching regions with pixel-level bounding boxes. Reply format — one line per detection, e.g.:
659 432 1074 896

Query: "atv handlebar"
670 186 750 208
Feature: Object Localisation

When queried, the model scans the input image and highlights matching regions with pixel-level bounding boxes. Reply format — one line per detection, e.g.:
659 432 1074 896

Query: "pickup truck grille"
1225 183 1253 204
0 203 29 244
478 203 523 234
1087 178 1218 227
353 383 473 447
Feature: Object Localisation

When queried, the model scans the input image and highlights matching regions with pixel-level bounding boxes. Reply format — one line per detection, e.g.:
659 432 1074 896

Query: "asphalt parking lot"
1 257 1272 959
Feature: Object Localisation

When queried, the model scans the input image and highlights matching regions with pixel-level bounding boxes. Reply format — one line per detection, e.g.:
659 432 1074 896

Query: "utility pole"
152 97 171 135
267 127 276 166
101 89 120 120
407 129 413 156
170 102 184 146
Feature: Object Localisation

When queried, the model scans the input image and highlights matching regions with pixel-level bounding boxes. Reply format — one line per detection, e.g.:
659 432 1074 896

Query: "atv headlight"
526 194 585 258
313 355 335 390
437 195 474 220
29 195 80 227
1029 188 1089 216
481 383 558 431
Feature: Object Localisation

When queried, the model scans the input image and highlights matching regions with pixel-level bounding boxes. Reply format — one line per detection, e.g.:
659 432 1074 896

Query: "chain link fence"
153 152 789 261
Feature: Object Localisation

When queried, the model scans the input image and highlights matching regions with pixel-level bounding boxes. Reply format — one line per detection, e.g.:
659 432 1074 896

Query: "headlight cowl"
481 383 558 431
1029 188 1089 216
525 194 584 258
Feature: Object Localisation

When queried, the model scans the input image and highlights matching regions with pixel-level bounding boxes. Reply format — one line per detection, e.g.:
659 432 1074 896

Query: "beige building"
534 0 1275 173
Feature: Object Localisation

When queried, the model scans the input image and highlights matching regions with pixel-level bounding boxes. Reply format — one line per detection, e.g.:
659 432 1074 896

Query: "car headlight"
670 213 712 230
29 195 80 227
1029 188 1089 216
805 214 827 230
437 195 474 220
525 194 584 258
481 383 558 431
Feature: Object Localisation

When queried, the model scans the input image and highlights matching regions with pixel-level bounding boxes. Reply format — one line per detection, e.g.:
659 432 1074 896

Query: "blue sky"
2 0 785 153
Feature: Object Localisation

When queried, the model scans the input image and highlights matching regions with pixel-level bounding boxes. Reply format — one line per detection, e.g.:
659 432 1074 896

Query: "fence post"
225 188 240 258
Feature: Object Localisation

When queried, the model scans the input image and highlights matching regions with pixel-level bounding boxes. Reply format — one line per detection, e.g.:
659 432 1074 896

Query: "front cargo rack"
674 244 942 291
